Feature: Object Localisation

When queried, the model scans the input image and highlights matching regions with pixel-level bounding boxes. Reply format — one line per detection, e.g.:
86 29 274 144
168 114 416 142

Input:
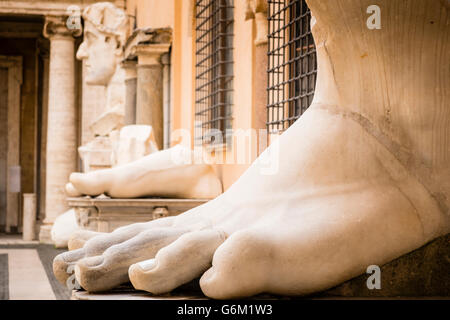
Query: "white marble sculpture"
109 125 159 167
51 3 153 247
75 2 133 174
65 2 223 200
77 125 158 174
51 209 81 249
78 136 114 173
54 0 449 298
77 2 128 137
67 144 223 199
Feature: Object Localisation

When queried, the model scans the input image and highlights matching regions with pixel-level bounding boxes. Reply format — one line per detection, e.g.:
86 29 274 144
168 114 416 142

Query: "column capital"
121 59 138 80
43 15 82 40
134 43 171 66
245 0 268 19
245 0 268 46
124 27 172 66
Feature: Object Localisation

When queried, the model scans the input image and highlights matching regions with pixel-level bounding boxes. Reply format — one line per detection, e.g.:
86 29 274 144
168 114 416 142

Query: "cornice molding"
123 28 172 66
43 15 81 39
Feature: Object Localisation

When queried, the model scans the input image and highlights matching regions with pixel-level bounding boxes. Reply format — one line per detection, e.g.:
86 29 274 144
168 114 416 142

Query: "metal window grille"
195 0 234 147
267 0 317 134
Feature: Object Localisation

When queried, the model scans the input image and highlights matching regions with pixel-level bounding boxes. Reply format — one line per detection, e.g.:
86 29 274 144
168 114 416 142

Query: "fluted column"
41 16 79 227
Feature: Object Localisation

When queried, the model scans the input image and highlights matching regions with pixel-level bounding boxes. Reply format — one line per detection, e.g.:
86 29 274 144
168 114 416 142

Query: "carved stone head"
76 2 129 86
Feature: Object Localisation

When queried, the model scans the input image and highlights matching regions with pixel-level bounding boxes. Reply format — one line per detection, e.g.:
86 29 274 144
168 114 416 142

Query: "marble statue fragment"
110 125 159 167
76 2 129 171
54 0 449 298
51 209 81 249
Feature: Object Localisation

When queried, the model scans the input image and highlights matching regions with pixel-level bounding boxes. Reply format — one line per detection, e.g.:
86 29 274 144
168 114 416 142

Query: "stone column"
122 60 137 125
38 40 49 224
161 53 171 149
135 43 170 149
22 193 36 241
40 16 79 240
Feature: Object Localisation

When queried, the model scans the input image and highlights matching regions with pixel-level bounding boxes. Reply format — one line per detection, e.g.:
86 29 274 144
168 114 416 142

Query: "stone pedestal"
78 136 114 172
323 234 450 297
40 16 79 238
38 225 53 244
22 193 36 241
68 197 208 233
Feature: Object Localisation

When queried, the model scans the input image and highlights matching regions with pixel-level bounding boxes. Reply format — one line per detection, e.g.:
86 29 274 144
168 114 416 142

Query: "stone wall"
0 37 38 231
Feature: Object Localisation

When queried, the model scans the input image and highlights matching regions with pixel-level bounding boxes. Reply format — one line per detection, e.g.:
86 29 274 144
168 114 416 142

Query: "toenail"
137 258 157 271
81 256 104 268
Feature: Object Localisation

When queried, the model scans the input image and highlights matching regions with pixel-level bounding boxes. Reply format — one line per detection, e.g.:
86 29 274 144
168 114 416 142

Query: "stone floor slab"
0 249 56 300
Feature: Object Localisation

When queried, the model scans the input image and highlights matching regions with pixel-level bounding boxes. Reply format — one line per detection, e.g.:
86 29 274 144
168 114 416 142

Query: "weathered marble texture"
51 209 80 249
76 2 129 172
110 125 158 167
53 0 449 299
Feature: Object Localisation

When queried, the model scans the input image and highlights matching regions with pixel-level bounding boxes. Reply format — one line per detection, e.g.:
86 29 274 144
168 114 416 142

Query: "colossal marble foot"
54 0 449 298
200 184 434 298
55 105 449 296
68 145 223 199
65 182 82 197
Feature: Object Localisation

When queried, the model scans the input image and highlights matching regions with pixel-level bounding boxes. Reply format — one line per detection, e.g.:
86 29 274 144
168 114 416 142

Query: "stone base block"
68 197 209 233
38 224 53 244
322 233 450 297
72 290 204 300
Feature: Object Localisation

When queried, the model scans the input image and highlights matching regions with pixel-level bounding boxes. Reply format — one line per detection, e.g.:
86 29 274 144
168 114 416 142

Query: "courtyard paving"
0 234 71 300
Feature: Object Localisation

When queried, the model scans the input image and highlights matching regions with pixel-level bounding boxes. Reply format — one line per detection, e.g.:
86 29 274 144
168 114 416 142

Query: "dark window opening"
195 0 234 147
267 0 317 134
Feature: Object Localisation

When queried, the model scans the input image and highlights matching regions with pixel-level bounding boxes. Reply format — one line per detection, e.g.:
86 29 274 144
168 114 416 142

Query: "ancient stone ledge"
322 233 450 297
67 197 209 233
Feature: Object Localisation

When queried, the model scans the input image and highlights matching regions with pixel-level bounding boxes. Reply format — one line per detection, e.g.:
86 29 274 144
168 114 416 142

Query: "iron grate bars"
195 0 234 147
267 0 317 134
